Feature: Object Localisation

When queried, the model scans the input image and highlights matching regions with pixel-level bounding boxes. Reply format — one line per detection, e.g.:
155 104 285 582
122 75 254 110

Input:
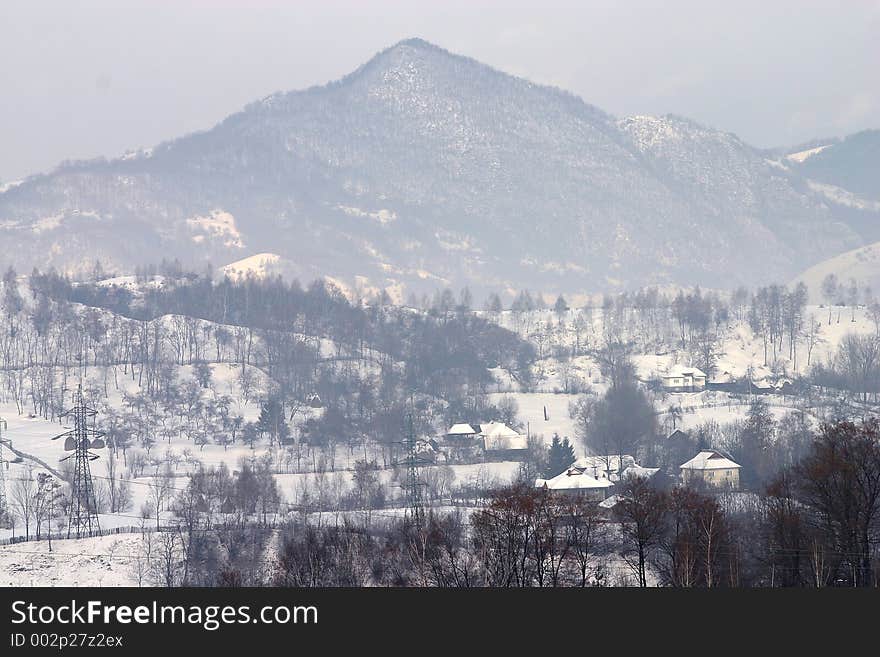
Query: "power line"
54 385 103 539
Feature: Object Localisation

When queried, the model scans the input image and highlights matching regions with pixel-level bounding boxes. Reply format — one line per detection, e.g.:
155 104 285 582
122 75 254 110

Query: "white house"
661 365 707 392
480 421 528 454
443 423 481 462
536 454 659 501
446 423 478 437
535 466 615 501
680 450 741 489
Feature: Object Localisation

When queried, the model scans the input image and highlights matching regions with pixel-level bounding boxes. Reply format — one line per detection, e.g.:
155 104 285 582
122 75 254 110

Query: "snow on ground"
632 306 875 381
0 362 276 529
0 534 145 586
533 355 605 393
336 205 398 224
785 144 830 163
794 241 880 304
0 179 23 194
488 392 581 446
807 181 880 211
671 398 812 432
95 274 165 289
0 511 649 586
0 402 66 473
32 213 64 233
276 461 520 506
221 252 283 280
186 209 244 248
487 304 877 384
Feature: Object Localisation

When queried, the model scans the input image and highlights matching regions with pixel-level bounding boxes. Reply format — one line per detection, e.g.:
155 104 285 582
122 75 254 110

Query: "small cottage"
443 423 481 461
680 450 741 489
535 466 615 501
480 421 528 459
707 370 737 392
661 365 707 392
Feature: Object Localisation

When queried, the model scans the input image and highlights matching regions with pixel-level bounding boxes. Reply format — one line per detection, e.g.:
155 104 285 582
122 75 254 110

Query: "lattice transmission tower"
394 406 431 526
53 386 105 538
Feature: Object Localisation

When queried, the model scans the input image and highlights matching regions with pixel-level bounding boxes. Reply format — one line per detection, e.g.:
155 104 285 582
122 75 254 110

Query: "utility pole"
53 385 105 538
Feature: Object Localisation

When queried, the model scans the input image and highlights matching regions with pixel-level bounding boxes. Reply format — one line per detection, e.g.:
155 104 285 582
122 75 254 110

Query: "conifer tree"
546 433 576 478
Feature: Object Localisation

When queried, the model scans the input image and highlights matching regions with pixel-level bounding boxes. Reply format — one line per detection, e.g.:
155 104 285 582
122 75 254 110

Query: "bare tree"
614 477 668 587
9 467 38 539
148 465 175 531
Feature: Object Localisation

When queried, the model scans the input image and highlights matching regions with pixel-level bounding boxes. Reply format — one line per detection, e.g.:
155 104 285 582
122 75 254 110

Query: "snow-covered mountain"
0 38 876 295
790 130 880 201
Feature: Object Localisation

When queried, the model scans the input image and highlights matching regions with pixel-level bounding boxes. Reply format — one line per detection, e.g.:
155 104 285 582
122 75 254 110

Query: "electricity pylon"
53 386 104 538
394 406 430 526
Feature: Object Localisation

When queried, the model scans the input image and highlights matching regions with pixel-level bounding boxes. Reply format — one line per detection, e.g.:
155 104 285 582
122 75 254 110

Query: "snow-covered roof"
680 451 741 471
598 494 625 509
536 466 616 491
481 422 526 449
447 423 477 435
568 455 658 482
663 364 707 379
620 465 660 480
484 433 528 452
479 421 521 438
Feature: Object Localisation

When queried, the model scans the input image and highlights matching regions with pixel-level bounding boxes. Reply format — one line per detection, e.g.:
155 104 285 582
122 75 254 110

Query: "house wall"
662 375 706 392
681 467 739 489
551 487 608 502
485 448 528 462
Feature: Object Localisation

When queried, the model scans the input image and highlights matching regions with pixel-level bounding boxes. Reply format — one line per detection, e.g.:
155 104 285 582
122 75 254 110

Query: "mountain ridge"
0 38 876 297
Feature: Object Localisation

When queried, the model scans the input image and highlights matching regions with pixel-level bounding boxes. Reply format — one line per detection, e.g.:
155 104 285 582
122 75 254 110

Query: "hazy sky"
1 0 878 181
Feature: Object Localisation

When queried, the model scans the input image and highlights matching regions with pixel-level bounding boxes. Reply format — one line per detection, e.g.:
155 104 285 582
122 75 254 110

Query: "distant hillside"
793 130 880 201
0 38 876 297
792 239 880 303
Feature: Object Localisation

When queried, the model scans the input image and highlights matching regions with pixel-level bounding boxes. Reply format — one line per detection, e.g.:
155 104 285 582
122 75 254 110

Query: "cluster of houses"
660 364 794 395
534 449 742 501
432 416 743 501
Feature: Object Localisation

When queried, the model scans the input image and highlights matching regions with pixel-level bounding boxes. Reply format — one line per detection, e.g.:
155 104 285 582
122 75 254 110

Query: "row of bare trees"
267 419 880 587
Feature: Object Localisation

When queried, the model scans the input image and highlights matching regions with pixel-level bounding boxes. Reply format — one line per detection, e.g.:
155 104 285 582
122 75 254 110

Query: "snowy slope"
792 242 880 303
0 535 145 587
0 39 870 295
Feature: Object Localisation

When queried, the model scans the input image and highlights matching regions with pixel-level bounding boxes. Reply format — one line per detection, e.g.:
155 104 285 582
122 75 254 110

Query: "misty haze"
1 2 879 597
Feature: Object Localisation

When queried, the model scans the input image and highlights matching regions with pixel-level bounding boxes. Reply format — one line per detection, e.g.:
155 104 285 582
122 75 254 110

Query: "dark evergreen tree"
546 433 576 478
257 397 289 446
554 294 569 315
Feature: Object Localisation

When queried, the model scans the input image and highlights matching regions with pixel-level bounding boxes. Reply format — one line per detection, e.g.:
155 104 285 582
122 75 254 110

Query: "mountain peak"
389 37 443 52
356 37 470 76
0 40 875 295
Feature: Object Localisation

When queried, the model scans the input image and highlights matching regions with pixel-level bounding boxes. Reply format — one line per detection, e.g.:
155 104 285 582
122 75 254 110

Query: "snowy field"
0 535 145 587
487 392 581 446
1 302 865 586
0 362 274 471
670 398 814 432
489 305 878 384
276 460 520 506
